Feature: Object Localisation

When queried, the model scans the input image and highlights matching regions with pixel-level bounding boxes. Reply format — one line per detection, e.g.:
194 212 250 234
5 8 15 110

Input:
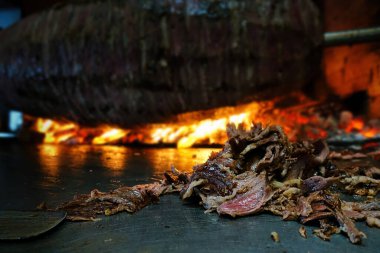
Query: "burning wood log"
0 0 322 127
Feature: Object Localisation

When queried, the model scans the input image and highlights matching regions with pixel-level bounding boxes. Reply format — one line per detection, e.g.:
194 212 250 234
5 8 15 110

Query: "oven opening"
19 91 380 148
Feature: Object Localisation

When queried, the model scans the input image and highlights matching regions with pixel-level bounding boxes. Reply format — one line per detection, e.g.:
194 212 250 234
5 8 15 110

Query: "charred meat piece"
284 139 330 180
329 151 367 160
178 123 373 244
301 176 340 194
366 217 380 228
266 188 367 244
298 191 365 244
313 219 340 241
365 167 380 178
342 199 380 222
181 123 329 203
180 151 237 200
299 226 307 238
338 176 380 196
58 175 184 221
58 185 157 221
188 162 235 196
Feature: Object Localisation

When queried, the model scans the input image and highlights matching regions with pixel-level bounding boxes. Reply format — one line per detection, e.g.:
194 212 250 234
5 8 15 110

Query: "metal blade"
0 210 66 240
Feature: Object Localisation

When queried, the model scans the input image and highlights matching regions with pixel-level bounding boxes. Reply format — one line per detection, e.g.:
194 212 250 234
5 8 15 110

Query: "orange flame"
344 118 377 138
30 94 379 148
36 118 78 144
92 129 128 145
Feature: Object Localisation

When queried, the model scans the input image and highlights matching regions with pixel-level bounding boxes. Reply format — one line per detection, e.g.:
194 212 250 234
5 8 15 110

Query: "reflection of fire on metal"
38 144 61 177
27 94 380 148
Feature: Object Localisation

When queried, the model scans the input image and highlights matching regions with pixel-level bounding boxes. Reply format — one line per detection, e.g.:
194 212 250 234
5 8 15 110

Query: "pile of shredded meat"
57 123 380 244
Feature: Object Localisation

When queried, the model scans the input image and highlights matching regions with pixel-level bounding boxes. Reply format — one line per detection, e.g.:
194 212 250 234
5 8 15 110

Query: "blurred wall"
19 0 63 17
323 0 380 118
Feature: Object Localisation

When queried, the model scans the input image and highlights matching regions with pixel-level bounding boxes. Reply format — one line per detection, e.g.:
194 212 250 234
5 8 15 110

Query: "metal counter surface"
0 144 379 253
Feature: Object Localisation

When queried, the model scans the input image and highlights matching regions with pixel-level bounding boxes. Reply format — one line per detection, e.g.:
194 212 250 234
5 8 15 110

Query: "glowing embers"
36 118 78 143
93 129 129 145
34 118 129 145
151 113 249 148
29 97 271 147
28 94 380 148
335 111 380 143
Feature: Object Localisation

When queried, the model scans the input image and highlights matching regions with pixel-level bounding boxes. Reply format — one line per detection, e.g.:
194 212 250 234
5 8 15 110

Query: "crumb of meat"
271 231 280 242
366 217 380 228
312 219 340 241
299 226 307 238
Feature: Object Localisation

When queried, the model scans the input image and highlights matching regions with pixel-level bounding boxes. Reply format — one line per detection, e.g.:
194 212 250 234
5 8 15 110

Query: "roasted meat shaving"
217 172 273 217
58 172 186 221
58 123 380 244
181 124 329 209
299 226 307 238
313 219 340 241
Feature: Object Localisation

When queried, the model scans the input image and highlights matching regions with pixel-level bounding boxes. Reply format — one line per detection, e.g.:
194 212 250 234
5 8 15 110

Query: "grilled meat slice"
58 175 184 221
217 173 273 217
298 191 365 244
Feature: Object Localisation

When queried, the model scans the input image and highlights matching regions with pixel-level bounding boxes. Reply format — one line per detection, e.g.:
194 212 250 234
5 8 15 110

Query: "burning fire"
342 118 378 138
29 94 380 148
338 111 379 138
92 129 130 145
